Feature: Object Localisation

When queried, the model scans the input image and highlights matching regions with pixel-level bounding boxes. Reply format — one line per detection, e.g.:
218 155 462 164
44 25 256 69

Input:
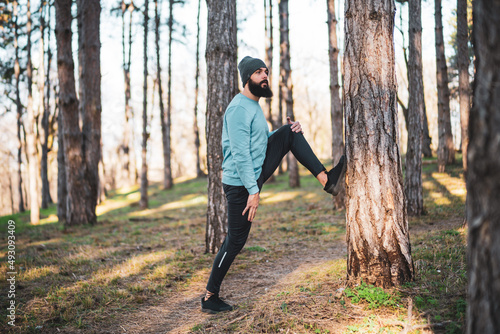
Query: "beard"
248 78 273 98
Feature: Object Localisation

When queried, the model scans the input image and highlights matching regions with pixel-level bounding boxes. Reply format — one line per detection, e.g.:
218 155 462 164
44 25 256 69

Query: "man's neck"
242 87 260 102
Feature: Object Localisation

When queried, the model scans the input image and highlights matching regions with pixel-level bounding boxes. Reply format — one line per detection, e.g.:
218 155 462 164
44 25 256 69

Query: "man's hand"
242 193 260 222
287 116 304 133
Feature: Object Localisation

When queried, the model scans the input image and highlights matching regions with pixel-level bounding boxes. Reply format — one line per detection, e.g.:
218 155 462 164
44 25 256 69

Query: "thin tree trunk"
263 0 276 183
160 0 173 189
327 0 345 209
26 0 40 224
45 1 54 204
57 107 67 223
193 0 204 178
55 0 87 225
435 0 455 172
205 0 237 254
457 0 469 171
279 0 299 188
77 0 101 224
40 2 52 209
140 0 149 210
405 0 424 216
466 1 500 332
344 0 414 287
14 1 25 213
422 104 432 157
121 1 136 187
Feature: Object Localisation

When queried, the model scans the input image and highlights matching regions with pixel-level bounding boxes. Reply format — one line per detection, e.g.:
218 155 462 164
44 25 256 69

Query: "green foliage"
245 245 267 252
344 281 401 309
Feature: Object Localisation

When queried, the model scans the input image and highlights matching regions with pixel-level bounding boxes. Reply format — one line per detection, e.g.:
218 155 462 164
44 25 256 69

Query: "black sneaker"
324 155 346 196
201 295 233 314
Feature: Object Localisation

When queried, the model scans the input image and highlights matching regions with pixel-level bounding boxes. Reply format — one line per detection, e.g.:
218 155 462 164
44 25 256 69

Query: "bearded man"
201 56 346 314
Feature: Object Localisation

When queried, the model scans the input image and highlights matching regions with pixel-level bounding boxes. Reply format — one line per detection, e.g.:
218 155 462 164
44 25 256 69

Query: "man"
201 56 346 314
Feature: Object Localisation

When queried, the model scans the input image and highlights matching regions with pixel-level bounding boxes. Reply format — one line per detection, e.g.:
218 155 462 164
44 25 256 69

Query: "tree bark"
344 0 414 287
404 0 424 216
162 0 173 189
140 0 149 210
193 0 204 178
435 0 455 172
40 2 52 209
457 0 469 171
121 1 137 187
205 0 237 253
57 107 67 223
55 0 87 225
422 104 432 157
279 0 300 188
263 0 276 183
14 1 25 213
327 0 345 210
466 1 500 332
77 0 101 225
26 0 40 224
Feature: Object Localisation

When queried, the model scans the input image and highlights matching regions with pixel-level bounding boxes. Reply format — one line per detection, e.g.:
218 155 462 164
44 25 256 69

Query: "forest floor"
0 157 467 333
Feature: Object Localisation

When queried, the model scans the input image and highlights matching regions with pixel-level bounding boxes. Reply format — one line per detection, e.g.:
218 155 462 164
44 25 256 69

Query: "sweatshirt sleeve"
225 106 260 195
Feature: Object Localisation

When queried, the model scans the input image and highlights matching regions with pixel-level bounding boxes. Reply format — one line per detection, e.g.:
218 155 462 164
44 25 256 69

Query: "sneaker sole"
201 307 232 314
331 159 346 196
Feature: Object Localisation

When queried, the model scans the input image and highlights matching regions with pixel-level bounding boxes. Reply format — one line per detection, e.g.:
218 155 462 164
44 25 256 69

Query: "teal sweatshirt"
222 93 273 195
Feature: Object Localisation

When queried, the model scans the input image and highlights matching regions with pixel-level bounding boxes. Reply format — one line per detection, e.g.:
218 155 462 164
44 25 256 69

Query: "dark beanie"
238 56 268 86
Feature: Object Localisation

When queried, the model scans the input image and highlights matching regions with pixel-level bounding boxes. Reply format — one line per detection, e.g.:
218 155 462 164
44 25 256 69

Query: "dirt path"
95 241 347 334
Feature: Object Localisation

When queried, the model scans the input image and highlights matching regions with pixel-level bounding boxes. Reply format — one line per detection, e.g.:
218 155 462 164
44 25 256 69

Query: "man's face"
247 67 273 98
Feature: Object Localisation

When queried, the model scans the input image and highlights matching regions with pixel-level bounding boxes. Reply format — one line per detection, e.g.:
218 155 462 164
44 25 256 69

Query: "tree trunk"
77 0 101 224
162 0 173 189
457 0 469 171
45 2 54 205
14 1 25 213
344 0 414 287
404 0 424 216
57 107 67 223
205 0 237 253
193 0 204 178
26 0 40 224
435 0 455 172
121 1 136 187
140 0 149 210
55 0 87 225
279 0 299 188
327 0 345 210
263 0 276 183
422 104 432 157
40 3 52 209
466 1 500 332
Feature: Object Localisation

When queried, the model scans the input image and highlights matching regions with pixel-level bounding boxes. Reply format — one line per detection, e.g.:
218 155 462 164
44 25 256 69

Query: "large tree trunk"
193 0 204 178
435 0 455 172
121 1 137 187
26 0 40 224
55 0 87 225
14 1 25 213
344 0 414 287
263 0 276 183
140 0 149 210
327 0 345 210
162 0 174 189
404 0 424 216
279 0 300 188
466 1 500 332
205 0 237 253
457 0 469 171
77 0 101 225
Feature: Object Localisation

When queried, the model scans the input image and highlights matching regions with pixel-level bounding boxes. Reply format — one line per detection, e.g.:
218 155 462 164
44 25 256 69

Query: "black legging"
205 124 325 295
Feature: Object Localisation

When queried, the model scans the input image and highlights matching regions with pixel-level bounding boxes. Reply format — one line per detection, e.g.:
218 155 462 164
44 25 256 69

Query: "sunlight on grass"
130 194 207 217
19 265 59 281
95 250 174 282
261 191 301 204
115 185 139 195
39 214 59 225
96 196 138 216
432 172 467 200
